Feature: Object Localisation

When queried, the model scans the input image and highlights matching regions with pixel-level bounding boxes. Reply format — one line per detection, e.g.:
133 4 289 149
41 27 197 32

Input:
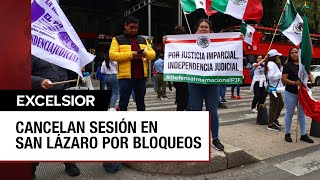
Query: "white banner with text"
164 32 243 84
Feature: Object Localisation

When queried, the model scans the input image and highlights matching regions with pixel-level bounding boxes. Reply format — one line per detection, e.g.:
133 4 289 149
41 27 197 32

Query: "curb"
123 143 259 175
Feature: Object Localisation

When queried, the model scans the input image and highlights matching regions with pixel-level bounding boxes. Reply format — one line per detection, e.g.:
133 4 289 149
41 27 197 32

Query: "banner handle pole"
49 79 77 85
76 75 80 88
296 104 299 143
268 1 287 52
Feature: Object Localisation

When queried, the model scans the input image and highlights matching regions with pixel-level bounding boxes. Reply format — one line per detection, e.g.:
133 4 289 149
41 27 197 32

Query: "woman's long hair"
104 51 110 69
286 47 298 64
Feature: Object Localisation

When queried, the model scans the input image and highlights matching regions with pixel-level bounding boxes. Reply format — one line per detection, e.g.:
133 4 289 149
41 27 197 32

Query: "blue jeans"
220 85 227 100
153 75 157 92
284 90 307 135
188 83 220 140
100 79 106 90
231 84 240 96
104 74 119 108
118 78 146 111
131 90 136 102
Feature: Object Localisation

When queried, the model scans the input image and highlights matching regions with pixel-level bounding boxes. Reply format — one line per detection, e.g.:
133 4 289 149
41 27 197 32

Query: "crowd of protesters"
31 15 315 179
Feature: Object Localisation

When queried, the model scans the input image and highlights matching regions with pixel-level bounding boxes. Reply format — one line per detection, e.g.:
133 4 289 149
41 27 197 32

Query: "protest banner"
31 0 95 77
164 32 243 84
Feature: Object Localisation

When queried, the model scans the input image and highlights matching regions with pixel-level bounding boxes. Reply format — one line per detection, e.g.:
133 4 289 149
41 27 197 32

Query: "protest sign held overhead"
31 0 95 77
164 32 243 85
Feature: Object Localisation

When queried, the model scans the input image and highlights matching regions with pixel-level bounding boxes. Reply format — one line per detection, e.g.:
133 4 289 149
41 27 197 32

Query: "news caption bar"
0 91 210 161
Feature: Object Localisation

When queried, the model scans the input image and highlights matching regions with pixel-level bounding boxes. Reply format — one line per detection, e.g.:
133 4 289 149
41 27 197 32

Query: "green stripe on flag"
279 0 299 31
301 13 312 74
164 73 243 85
212 0 229 13
240 23 247 35
181 0 197 13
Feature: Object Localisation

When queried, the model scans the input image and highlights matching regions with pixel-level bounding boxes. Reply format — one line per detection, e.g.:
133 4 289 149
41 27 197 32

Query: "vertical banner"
0 0 32 179
31 0 95 77
164 32 243 84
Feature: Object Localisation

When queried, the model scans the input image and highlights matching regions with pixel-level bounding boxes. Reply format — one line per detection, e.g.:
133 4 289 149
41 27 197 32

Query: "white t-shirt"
250 63 267 93
253 63 266 81
101 61 117 75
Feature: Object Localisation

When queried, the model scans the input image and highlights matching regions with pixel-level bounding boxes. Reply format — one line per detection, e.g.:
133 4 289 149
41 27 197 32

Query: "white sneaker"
251 108 258 113
108 107 116 111
162 96 169 101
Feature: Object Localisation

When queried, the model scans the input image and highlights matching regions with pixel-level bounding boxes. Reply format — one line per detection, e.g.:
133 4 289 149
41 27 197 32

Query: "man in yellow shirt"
109 16 155 111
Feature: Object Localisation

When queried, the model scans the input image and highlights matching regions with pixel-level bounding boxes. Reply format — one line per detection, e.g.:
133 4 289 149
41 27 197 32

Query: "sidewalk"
35 114 320 179
35 80 320 179
219 114 319 160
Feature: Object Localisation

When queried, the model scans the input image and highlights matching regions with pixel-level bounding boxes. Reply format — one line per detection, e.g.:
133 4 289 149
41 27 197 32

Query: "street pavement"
35 81 320 179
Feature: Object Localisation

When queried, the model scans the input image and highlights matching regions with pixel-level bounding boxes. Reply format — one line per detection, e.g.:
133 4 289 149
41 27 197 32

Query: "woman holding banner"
187 19 224 151
281 48 314 143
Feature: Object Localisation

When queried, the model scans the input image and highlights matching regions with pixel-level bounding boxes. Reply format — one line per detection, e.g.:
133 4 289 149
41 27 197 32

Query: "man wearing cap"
264 49 284 131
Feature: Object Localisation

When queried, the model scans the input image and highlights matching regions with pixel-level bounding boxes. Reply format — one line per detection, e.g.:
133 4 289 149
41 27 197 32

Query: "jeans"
104 74 119 108
173 82 188 111
153 75 157 92
100 79 106 90
231 84 240 96
188 83 220 140
131 90 135 102
118 78 146 111
251 81 267 109
284 90 307 135
220 85 227 100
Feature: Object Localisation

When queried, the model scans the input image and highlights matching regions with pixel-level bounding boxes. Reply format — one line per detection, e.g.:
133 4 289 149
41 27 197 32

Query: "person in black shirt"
31 55 81 179
282 48 314 143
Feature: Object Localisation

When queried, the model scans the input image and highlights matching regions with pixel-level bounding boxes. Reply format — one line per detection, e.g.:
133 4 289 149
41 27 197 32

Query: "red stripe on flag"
243 0 263 21
298 84 320 121
206 0 217 16
165 37 242 44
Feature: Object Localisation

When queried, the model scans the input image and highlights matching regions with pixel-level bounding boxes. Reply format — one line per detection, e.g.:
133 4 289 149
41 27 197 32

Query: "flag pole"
183 12 192 34
179 1 192 34
267 1 288 51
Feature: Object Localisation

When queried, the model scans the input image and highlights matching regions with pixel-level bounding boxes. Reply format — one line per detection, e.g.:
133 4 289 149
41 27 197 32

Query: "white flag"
31 0 95 77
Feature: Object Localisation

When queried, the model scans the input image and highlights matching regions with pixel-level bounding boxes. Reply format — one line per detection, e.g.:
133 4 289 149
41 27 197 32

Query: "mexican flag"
240 22 263 46
298 13 313 85
278 0 303 46
181 0 217 16
211 0 263 21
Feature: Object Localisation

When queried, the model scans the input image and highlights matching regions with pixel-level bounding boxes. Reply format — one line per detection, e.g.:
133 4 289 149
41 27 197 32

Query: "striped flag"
211 0 263 21
298 12 313 85
278 0 303 46
181 0 217 16
240 22 263 46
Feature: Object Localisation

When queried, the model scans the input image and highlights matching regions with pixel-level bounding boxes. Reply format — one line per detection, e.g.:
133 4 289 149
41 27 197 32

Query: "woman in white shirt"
250 55 268 113
265 49 284 132
101 52 119 111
